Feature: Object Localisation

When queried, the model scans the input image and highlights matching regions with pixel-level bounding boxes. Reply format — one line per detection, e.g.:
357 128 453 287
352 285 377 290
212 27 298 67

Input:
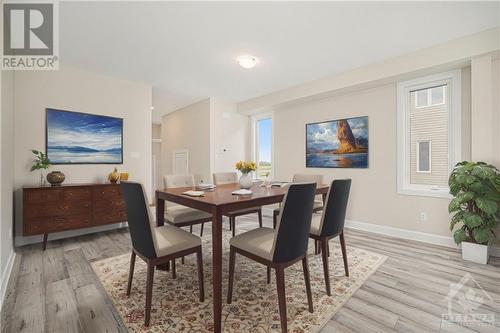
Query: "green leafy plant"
30 149 50 171
449 161 500 245
30 149 51 186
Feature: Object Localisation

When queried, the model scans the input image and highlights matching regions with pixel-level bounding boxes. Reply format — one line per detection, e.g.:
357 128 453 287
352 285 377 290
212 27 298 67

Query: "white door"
173 150 188 175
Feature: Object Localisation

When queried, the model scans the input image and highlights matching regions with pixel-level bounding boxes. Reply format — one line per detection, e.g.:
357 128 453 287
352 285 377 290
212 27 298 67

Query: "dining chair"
120 181 205 327
227 183 316 333
272 173 324 228
309 179 351 296
163 174 212 236
213 172 262 237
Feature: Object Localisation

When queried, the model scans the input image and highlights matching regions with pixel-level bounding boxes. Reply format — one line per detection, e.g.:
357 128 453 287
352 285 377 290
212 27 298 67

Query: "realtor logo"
2 1 58 69
442 273 496 328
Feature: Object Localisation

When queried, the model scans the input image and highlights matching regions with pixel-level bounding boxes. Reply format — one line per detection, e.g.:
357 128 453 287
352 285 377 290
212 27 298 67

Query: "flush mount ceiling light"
236 55 258 69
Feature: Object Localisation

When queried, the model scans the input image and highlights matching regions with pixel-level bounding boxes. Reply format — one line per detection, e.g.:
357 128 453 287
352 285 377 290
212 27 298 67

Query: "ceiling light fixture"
236 55 258 69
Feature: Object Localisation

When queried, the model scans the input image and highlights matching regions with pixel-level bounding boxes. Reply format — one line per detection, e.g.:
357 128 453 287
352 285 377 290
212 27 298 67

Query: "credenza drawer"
93 210 127 225
24 215 92 235
63 188 91 201
24 189 63 204
24 201 91 218
93 186 121 200
94 199 125 212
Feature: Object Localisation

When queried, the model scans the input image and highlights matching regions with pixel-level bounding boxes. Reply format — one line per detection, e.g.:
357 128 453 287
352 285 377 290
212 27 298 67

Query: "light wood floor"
2 215 500 333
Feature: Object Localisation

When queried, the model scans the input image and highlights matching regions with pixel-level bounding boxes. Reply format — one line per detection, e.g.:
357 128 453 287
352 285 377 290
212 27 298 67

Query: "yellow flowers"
235 160 257 174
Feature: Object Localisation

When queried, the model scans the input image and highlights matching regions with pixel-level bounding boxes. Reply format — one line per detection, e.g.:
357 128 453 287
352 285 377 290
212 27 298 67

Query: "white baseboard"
345 219 500 258
0 249 16 311
15 222 128 247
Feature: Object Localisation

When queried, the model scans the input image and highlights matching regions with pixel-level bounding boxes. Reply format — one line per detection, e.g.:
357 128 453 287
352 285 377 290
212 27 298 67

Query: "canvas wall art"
46 108 123 164
306 116 368 168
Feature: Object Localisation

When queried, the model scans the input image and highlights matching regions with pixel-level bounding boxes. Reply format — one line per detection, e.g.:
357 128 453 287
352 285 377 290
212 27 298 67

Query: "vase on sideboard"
46 171 65 186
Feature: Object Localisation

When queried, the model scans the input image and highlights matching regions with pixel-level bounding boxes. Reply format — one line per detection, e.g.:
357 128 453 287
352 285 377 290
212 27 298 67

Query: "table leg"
212 206 223 333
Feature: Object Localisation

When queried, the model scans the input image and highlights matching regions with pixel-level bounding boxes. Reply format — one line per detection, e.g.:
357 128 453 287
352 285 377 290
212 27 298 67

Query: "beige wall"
13 66 153 243
273 69 476 239
1 70 15 302
152 124 162 190
161 99 211 183
210 98 250 174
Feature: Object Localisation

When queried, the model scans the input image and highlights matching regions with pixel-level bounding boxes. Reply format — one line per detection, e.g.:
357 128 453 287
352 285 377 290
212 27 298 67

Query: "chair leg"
200 222 204 237
275 266 288 333
196 249 205 302
227 247 236 304
126 251 136 296
258 210 263 228
321 238 331 296
314 240 318 255
340 231 349 277
181 256 185 264
228 217 232 231
172 259 176 279
266 266 271 284
302 256 314 313
327 240 330 257
145 261 155 327
272 212 277 229
231 217 236 237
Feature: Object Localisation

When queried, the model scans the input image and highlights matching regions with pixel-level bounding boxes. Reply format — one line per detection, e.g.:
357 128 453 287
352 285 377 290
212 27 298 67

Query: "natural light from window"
257 118 272 178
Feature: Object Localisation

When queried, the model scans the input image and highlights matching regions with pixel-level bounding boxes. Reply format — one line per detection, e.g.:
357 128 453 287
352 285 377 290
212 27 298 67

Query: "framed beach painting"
306 116 368 168
46 108 123 164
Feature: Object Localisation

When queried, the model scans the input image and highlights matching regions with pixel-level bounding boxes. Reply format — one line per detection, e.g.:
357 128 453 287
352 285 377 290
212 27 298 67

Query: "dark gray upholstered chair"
163 174 213 237
272 173 324 228
120 181 205 327
309 179 351 296
213 172 262 236
227 183 316 333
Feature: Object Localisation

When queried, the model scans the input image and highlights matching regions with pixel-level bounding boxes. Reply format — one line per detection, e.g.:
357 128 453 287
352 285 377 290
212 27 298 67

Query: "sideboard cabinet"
23 183 126 250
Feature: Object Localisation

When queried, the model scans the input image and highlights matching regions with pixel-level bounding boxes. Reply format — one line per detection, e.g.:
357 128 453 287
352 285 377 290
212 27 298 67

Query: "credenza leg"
43 233 48 251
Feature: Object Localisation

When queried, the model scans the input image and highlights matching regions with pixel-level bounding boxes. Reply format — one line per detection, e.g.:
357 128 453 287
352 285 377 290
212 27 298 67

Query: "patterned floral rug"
92 230 386 332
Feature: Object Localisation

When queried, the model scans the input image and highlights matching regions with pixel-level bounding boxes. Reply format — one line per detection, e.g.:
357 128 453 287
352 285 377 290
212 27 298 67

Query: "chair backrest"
164 174 195 188
120 181 157 258
292 173 323 184
213 172 237 185
318 179 352 237
271 183 316 263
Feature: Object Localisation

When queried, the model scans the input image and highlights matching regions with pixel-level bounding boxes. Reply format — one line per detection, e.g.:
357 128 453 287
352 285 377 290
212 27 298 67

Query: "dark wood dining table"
155 182 329 333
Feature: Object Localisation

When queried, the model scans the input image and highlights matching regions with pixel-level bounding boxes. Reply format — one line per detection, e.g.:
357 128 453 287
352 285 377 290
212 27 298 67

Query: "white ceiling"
59 2 499 122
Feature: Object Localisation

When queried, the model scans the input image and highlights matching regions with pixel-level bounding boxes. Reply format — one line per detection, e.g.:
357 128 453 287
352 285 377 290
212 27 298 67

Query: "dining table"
155 182 329 333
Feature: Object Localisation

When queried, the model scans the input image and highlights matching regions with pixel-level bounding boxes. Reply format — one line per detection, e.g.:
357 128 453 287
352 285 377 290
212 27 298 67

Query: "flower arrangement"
235 160 257 174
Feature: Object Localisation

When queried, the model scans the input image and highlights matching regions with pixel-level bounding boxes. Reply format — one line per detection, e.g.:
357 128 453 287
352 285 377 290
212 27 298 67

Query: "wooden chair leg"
272 212 277 229
197 249 205 302
314 239 318 255
340 231 349 277
275 266 288 333
229 217 232 231
172 259 176 279
327 240 330 257
227 247 236 304
266 266 271 284
126 251 136 296
321 238 331 296
302 256 313 313
231 217 236 237
258 210 263 228
200 222 204 237
189 225 193 233
181 256 185 264
145 261 155 327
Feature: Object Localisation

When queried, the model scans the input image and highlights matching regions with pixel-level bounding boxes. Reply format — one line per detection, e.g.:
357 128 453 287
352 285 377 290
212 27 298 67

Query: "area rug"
92 231 386 332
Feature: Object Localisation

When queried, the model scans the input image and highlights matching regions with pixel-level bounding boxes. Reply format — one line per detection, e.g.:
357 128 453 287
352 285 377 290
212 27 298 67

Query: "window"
397 70 461 197
415 86 446 108
253 114 273 178
416 141 431 173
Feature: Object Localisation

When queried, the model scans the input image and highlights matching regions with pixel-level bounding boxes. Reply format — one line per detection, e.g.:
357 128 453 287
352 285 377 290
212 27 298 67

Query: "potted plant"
449 161 500 264
235 160 257 189
30 149 51 186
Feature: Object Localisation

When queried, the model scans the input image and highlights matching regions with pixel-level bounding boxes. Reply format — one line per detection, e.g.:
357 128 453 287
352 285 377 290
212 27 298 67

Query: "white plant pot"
461 241 490 264
239 173 253 189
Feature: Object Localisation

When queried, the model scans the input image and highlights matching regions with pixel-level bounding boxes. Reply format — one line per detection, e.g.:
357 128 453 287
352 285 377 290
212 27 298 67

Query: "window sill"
397 187 452 199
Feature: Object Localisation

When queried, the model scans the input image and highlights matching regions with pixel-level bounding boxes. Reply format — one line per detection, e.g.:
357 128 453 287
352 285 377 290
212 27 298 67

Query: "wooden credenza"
23 183 127 249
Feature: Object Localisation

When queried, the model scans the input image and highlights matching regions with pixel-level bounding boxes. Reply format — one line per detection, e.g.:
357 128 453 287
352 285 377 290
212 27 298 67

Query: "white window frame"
397 70 461 198
415 85 446 108
416 140 432 173
251 112 274 179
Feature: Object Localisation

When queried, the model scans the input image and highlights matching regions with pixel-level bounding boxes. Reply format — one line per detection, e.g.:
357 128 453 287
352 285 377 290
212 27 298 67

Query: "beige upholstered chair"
272 173 324 228
213 172 262 237
120 181 204 327
309 179 351 295
227 183 317 333
163 175 212 236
